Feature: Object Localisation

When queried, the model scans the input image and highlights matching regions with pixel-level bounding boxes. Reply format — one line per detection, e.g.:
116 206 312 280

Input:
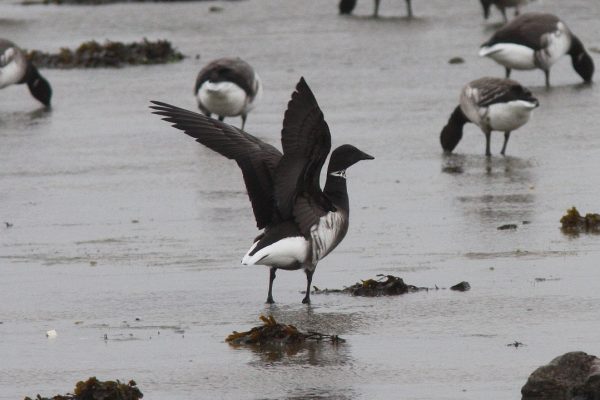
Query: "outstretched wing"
150 101 282 229
483 12 560 51
274 77 334 237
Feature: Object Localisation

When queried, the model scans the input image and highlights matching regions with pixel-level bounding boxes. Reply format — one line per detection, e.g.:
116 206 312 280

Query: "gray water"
1 0 600 399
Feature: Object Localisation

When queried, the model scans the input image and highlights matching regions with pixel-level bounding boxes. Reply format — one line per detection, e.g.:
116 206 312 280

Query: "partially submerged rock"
521 351 600 400
25 39 184 69
560 207 600 234
450 281 470 292
226 315 344 347
25 377 143 400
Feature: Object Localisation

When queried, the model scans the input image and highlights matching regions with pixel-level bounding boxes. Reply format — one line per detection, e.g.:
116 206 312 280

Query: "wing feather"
150 101 281 229
273 78 333 236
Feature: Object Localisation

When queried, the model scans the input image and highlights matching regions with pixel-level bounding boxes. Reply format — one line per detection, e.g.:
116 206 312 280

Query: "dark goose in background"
0 39 52 107
339 0 413 18
480 0 532 23
194 57 262 130
151 78 373 304
479 13 594 87
440 77 539 156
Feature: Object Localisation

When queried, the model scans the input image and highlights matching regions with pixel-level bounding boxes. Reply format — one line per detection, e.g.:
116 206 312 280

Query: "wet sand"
1 0 600 399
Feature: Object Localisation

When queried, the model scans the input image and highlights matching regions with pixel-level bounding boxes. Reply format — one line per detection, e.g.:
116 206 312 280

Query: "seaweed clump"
348 275 420 296
313 274 422 297
24 377 143 400
226 315 344 347
25 39 184 69
560 207 600 234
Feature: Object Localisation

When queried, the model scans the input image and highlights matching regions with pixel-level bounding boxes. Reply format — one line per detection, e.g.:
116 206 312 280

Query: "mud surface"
1 1 600 399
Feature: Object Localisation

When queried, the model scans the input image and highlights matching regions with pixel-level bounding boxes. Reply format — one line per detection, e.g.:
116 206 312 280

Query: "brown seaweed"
226 315 344 347
25 39 184 69
560 207 600 234
24 377 143 400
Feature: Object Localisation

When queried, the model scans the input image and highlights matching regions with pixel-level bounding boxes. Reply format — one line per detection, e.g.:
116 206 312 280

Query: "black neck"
569 34 585 58
324 173 349 212
18 62 39 85
440 106 468 153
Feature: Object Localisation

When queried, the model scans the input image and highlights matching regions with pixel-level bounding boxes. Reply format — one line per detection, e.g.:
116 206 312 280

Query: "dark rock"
450 281 470 291
521 351 600 400
497 224 518 230
448 56 465 64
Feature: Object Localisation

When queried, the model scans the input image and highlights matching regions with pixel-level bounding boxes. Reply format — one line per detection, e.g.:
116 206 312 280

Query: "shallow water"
1 0 600 399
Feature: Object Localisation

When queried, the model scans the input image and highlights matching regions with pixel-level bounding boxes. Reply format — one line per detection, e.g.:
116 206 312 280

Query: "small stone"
448 57 465 64
450 281 470 292
209 6 223 12
90 260 97 266
497 224 518 230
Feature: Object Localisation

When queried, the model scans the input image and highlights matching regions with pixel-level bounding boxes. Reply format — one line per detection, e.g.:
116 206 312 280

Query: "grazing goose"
0 39 52 107
339 0 413 18
479 13 595 87
194 57 262 130
151 78 373 304
480 0 531 23
440 77 539 156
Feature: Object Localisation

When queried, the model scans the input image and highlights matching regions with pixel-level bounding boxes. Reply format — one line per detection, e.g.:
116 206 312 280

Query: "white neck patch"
329 170 346 179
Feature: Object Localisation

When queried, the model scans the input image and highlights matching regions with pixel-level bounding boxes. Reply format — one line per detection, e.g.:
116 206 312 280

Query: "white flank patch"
197 81 248 117
310 211 348 262
486 100 537 132
537 22 571 69
241 236 309 268
0 48 26 89
479 43 536 70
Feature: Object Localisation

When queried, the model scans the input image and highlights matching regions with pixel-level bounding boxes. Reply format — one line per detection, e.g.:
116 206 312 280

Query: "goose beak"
360 151 374 160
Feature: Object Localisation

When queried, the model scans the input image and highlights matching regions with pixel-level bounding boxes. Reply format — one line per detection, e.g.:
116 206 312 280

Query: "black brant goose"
151 78 374 304
0 39 52 107
440 77 539 156
479 13 595 87
480 0 531 23
194 57 262 130
339 0 413 18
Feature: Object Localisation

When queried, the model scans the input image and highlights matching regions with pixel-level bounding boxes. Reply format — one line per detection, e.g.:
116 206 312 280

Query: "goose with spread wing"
151 78 373 304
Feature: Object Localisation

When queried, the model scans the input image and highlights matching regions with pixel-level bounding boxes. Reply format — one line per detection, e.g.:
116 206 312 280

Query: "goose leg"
544 70 551 88
505 67 512 78
514 6 520 16
406 0 413 18
373 0 380 17
241 113 247 130
266 267 277 304
500 131 511 156
501 8 508 23
301 269 314 304
485 130 492 157
218 115 225 122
